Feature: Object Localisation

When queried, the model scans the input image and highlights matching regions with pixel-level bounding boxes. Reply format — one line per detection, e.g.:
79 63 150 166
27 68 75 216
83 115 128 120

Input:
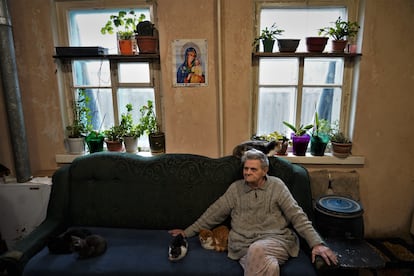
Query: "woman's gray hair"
241 149 269 169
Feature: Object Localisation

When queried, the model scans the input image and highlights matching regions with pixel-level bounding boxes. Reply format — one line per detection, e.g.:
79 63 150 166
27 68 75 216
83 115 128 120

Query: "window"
254 2 360 141
55 1 159 149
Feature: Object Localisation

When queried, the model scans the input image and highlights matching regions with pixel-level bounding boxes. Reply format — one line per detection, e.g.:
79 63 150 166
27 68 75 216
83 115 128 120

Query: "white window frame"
252 0 361 140
53 0 161 140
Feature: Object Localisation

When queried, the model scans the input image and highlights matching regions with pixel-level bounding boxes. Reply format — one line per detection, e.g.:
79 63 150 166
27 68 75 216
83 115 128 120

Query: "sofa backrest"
48 153 313 230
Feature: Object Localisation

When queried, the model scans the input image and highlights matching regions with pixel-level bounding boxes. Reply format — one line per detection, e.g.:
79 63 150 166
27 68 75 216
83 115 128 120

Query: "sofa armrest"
0 219 63 275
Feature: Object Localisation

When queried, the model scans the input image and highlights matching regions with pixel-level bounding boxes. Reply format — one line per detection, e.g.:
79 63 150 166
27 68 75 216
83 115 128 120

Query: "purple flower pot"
291 134 310 156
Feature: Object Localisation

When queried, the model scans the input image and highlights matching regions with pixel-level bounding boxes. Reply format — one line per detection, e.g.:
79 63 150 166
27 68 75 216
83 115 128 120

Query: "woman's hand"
312 244 338 266
168 229 186 237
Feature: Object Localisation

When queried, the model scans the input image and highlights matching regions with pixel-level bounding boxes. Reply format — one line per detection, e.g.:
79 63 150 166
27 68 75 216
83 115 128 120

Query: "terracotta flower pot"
118 39 134 55
331 142 352 158
332 40 348 53
105 140 124 152
306 37 328 52
136 36 158 54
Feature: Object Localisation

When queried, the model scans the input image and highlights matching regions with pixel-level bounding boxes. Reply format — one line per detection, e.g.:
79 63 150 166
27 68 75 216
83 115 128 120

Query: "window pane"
259 58 298 85
301 87 341 125
119 63 150 83
118 88 155 149
257 87 296 135
69 9 151 54
261 8 346 52
79 88 114 131
304 58 344 85
73 60 111 86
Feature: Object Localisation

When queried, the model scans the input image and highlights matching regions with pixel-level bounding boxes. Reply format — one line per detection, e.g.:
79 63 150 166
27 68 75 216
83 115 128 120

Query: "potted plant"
305 35 329 53
310 112 330 156
120 103 142 153
66 88 92 154
329 125 352 158
253 23 284 53
318 16 360 52
283 121 313 156
251 131 289 156
104 125 124 152
138 100 165 154
277 38 300 53
264 131 290 156
135 20 158 53
101 10 146 55
85 130 105 153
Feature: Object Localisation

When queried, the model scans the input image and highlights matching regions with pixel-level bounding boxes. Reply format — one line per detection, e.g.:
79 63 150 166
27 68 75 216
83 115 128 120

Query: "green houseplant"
139 100 165 154
135 20 158 53
104 125 124 152
253 23 284 53
120 103 142 153
329 124 352 158
85 130 105 153
66 88 92 154
318 16 360 52
101 10 146 55
283 121 313 156
310 112 330 156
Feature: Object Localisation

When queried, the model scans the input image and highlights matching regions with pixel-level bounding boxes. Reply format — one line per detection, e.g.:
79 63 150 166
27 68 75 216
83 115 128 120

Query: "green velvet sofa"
0 152 318 275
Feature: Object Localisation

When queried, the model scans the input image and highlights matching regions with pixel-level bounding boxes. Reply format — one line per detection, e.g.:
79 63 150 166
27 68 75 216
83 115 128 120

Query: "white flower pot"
66 137 85 154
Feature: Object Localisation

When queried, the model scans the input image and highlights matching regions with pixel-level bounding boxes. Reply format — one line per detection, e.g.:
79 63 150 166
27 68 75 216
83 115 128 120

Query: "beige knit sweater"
184 176 324 260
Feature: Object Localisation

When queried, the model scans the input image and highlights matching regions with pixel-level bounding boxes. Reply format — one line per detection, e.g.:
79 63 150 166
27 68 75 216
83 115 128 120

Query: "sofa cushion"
23 227 316 276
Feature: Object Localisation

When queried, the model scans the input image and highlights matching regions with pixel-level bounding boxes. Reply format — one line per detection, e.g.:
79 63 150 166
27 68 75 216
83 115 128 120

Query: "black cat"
47 228 92 254
168 234 188 262
232 140 279 158
0 164 10 177
71 234 107 259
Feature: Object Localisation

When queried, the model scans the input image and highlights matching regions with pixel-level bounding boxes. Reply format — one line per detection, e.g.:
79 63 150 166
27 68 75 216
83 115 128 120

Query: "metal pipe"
0 0 32 182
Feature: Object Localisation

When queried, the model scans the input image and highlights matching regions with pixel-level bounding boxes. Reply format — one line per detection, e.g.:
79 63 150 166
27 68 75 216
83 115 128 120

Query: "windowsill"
56 152 365 165
276 153 365 165
252 52 362 58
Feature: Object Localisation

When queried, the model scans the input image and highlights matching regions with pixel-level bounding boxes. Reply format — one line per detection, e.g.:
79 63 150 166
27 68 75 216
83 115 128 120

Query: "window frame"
53 0 161 139
252 0 361 140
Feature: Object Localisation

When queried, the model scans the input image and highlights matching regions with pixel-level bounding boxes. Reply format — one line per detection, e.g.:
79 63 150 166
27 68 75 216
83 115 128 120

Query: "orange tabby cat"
199 225 229 252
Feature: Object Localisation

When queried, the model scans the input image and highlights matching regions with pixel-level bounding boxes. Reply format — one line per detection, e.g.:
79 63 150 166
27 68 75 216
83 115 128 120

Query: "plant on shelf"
283 121 313 156
251 131 289 156
135 20 158 53
66 88 92 138
253 23 284 53
86 130 105 153
101 10 145 39
66 88 92 154
282 121 313 137
329 122 352 158
120 104 141 138
310 112 331 156
318 16 360 52
101 10 146 55
104 125 124 152
139 100 165 154
266 131 290 156
120 103 142 153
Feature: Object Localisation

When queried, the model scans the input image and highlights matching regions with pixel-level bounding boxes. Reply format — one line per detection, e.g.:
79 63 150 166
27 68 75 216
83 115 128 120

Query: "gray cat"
71 234 107 259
